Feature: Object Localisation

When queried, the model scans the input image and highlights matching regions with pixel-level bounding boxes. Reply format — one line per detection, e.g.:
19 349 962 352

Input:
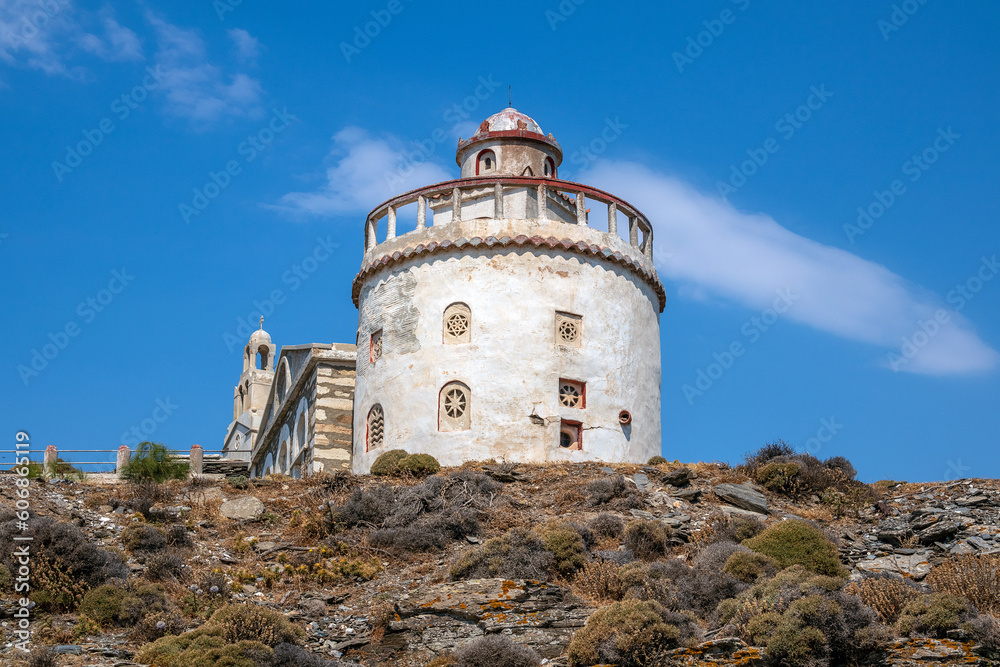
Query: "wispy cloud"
273 128 998 376
273 127 452 217
582 160 999 376
227 28 259 64
145 11 262 124
0 1 141 77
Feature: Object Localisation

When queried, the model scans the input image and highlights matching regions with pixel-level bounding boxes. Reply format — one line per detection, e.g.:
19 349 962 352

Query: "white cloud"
274 127 452 217
273 128 998 377
145 12 262 124
581 160 999 376
0 1 141 76
227 28 259 63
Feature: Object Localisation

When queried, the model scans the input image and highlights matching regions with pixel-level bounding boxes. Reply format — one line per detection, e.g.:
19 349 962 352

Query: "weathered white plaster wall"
352 217 661 472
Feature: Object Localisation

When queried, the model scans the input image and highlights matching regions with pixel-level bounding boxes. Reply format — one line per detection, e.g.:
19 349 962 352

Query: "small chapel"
222 108 664 476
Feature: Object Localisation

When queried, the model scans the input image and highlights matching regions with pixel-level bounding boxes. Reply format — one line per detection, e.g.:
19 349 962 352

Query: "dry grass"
844 577 922 622
927 554 1000 615
573 560 626 603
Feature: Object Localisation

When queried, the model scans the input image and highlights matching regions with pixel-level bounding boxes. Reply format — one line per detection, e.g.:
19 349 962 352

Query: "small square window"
555 312 582 347
560 419 582 450
559 379 585 408
370 329 383 363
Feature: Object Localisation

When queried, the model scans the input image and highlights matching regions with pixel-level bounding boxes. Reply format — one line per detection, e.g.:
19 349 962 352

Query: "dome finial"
508 85 511 109
259 315 264 331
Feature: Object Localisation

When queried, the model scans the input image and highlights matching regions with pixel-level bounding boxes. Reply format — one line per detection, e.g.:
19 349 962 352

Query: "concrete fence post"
44 445 57 475
190 444 203 477
116 445 132 478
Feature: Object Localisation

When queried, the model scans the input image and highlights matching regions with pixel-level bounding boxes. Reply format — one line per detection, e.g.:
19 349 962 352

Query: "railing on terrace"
0 444 234 478
364 176 653 261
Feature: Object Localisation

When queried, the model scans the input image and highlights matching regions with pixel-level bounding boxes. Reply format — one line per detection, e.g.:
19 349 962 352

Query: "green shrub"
122 523 168 552
541 522 587 575
647 456 667 465
210 604 304 646
120 442 188 483
137 625 273 667
397 453 441 477
567 599 681 666
450 527 553 581
765 619 828 667
80 582 170 627
623 519 670 561
756 462 801 493
370 449 409 476
723 550 779 583
742 520 847 577
896 593 972 638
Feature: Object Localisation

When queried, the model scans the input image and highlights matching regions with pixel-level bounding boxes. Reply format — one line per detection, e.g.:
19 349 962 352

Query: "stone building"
222 328 356 477
224 108 664 476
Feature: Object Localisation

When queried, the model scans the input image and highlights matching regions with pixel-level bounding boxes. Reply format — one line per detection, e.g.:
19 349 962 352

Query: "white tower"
223 320 277 459
351 109 664 472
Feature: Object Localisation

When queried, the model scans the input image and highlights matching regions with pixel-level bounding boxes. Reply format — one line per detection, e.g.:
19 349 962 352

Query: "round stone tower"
351 108 664 472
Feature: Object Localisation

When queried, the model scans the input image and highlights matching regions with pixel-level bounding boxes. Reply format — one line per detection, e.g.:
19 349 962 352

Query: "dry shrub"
146 552 188 582
927 553 1000 615
453 635 540 667
368 601 394 642
844 575 922 622
20 646 58 667
704 513 765 545
450 527 553 581
589 513 625 540
122 524 168 552
623 520 670 561
574 560 626 602
555 487 586 507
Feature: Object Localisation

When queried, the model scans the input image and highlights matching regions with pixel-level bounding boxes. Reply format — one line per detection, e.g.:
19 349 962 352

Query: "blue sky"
2 1 998 482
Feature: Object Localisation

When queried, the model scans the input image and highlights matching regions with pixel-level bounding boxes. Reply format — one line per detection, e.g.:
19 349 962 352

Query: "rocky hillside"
2 449 1000 667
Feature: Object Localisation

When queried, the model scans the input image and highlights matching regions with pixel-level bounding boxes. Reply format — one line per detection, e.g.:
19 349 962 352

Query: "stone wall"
313 360 355 473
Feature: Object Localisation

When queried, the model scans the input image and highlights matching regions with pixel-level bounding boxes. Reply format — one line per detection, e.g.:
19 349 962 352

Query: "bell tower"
224 318 277 458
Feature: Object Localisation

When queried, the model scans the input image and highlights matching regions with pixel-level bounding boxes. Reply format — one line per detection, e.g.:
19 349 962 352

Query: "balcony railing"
364 176 653 261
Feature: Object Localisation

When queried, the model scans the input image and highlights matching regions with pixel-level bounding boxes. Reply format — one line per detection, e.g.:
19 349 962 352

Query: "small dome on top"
249 328 271 345
475 108 544 136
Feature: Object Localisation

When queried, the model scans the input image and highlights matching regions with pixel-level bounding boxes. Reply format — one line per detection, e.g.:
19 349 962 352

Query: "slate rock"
663 467 694 487
713 482 768 514
219 496 264 521
917 520 961 545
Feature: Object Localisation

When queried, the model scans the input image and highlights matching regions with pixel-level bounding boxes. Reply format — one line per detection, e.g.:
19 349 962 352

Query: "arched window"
439 382 471 431
295 408 307 459
544 157 556 178
442 302 471 344
560 420 582 450
477 149 496 175
367 404 384 451
257 345 270 370
278 440 288 474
